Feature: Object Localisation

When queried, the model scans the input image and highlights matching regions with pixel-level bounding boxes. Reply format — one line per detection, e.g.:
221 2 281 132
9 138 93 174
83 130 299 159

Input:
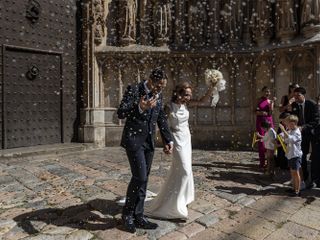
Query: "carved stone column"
136 0 154 45
79 0 107 147
174 0 187 47
251 0 272 47
276 0 297 41
316 46 320 97
119 0 137 46
242 0 252 45
208 0 221 46
229 0 243 47
93 0 106 45
188 0 207 47
301 0 320 38
154 0 172 46
221 0 243 47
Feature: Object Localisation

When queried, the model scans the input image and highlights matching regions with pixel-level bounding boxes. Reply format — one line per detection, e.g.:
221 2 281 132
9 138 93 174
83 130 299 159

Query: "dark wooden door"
3 46 63 148
0 0 80 149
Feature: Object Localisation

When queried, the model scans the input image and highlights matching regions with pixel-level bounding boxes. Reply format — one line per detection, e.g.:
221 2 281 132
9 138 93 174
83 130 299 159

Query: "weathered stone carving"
93 0 105 45
119 0 137 45
251 0 272 46
174 0 187 46
154 0 172 46
208 0 220 46
221 0 243 46
101 0 320 47
300 0 320 37
301 0 320 27
138 0 150 45
188 0 207 47
83 0 320 148
276 0 297 41
242 0 252 45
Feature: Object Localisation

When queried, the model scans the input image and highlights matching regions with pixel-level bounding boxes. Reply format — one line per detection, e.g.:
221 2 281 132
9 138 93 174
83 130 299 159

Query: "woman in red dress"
256 86 275 168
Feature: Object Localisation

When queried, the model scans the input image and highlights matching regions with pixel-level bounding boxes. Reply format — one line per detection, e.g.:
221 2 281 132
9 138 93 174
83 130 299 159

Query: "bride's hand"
163 143 173 154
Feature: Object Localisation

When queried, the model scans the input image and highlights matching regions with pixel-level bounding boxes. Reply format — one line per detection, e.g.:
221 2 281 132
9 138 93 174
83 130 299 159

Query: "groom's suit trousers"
123 140 154 217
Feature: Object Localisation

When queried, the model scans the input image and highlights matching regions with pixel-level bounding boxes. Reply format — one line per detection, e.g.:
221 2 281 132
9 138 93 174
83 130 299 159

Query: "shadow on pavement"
193 161 259 171
13 199 121 234
199 161 320 199
204 167 271 185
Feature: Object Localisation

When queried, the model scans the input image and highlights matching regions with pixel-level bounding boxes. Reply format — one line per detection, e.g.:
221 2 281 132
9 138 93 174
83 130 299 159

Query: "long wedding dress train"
146 102 194 219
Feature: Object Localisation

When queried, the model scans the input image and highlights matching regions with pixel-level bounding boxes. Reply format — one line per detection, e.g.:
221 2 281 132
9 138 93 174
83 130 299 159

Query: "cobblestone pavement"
1 146 320 240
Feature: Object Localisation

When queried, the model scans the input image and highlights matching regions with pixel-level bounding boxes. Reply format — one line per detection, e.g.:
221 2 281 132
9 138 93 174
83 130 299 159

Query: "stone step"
0 143 97 161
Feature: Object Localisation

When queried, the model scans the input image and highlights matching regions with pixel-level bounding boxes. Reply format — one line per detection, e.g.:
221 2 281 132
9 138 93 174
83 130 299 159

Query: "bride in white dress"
145 82 215 220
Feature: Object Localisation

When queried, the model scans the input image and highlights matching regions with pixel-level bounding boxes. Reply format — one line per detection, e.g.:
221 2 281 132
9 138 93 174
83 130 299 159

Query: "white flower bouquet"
204 69 226 107
204 69 224 87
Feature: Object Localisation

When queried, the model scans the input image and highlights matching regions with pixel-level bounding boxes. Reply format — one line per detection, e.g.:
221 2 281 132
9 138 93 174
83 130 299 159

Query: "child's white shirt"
284 128 302 159
262 128 277 150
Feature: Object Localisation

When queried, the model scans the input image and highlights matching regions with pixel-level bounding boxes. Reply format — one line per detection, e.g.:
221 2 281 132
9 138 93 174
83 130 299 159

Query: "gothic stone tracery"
81 0 320 148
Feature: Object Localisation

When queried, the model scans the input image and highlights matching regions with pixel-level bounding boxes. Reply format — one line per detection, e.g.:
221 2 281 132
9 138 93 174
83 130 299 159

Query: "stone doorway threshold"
0 143 97 160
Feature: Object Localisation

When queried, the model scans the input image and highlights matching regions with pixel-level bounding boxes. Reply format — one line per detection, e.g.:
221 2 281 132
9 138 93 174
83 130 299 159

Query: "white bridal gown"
146 102 194 219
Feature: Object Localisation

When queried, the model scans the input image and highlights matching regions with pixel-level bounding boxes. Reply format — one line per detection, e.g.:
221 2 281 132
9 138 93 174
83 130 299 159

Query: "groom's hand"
163 142 173 154
139 95 157 112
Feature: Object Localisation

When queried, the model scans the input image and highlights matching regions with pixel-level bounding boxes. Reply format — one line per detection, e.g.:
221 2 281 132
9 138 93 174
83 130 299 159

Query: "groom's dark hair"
150 67 167 82
293 87 306 95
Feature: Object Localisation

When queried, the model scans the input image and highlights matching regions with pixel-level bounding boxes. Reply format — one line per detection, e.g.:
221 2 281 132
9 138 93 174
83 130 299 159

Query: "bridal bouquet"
204 69 226 106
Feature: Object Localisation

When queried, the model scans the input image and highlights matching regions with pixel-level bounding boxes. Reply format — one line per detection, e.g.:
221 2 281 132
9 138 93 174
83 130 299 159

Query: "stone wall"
79 0 320 149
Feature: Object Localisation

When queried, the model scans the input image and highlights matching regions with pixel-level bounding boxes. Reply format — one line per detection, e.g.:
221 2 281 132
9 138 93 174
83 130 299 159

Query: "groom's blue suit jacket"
117 81 172 151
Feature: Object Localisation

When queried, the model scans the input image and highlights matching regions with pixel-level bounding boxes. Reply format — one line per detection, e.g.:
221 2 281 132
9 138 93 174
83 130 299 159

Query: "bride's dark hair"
171 82 193 103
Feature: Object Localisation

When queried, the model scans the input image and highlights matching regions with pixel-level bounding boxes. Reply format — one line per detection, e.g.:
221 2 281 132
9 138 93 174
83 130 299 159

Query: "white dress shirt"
285 128 303 159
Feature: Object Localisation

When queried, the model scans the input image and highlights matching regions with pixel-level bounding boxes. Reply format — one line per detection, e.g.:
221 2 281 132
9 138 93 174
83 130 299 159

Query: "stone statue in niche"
242 0 253 45
220 2 232 41
207 0 220 45
174 0 187 46
154 0 172 46
221 0 243 46
251 0 272 46
301 0 320 27
276 0 296 40
119 0 137 46
138 0 150 45
93 0 105 45
231 0 243 42
188 0 207 47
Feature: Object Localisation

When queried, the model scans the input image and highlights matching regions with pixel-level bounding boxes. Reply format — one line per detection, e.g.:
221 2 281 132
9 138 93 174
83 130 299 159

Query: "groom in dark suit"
117 67 173 233
290 87 319 187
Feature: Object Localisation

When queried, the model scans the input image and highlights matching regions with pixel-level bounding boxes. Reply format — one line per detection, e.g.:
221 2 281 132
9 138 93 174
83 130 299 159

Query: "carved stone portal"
80 1 320 148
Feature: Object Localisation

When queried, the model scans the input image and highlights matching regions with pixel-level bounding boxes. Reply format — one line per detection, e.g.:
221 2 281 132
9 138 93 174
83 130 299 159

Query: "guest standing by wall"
255 86 275 169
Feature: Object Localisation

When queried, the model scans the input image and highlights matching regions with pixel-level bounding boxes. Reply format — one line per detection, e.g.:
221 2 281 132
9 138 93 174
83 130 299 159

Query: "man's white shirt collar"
144 81 151 93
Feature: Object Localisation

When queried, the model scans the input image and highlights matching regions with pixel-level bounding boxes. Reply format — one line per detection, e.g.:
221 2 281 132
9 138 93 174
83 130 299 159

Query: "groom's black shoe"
122 215 136 233
134 216 158 229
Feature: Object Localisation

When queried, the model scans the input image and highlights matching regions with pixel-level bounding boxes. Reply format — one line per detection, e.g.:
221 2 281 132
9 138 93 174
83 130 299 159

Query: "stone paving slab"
0 146 320 239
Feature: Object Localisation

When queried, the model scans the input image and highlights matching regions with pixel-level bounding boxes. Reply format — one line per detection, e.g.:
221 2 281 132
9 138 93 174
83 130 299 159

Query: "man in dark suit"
117 67 173 233
290 87 319 188
311 123 320 187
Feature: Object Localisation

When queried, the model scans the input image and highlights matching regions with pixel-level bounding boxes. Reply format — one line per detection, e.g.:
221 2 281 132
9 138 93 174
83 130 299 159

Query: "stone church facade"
79 0 320 149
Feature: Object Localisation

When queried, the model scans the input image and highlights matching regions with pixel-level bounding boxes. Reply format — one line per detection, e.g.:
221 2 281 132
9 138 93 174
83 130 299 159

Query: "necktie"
146 92 154 115
299 104 305 125
147 91 154 99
